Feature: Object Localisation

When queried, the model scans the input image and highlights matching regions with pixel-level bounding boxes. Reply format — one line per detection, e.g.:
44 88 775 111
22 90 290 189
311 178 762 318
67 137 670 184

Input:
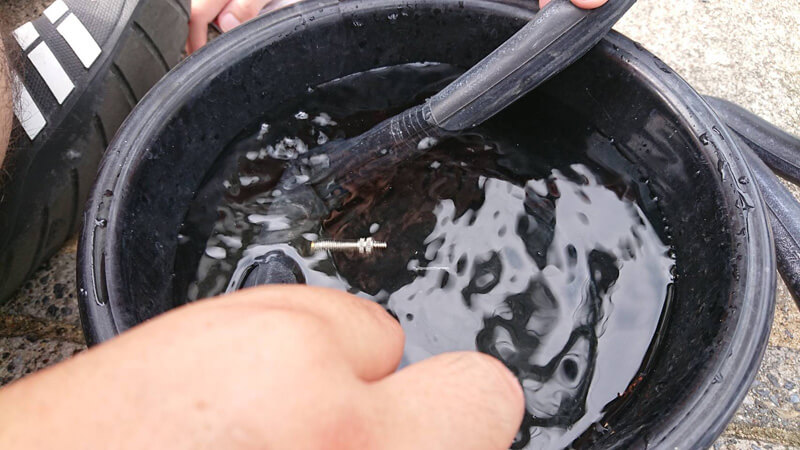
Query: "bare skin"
188 0 610 53
0 286 525 449
0 37 12 168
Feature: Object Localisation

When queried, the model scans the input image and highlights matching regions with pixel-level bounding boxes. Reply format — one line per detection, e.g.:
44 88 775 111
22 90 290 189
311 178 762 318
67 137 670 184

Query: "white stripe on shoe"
28 42 75 104
43 0 69 23
57 14 102 69
12 74 47 140
12 22 39 51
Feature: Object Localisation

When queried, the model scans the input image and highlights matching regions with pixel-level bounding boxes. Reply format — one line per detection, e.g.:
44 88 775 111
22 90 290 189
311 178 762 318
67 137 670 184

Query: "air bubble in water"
205 246 226 259
268 137 308 160
240 175 259 186
418 137 439 150
256 123 270 140
312 112 337 126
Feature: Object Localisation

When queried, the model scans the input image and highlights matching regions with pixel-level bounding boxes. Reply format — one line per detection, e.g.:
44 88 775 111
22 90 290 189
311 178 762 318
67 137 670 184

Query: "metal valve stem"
310 237 387 254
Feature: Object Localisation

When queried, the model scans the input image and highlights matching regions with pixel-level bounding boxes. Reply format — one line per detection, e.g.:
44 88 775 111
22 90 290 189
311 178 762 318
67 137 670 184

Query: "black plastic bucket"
78 0 775 447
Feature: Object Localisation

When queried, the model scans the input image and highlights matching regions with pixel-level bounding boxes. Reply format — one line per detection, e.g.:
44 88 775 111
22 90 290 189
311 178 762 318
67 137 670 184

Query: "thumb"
370 352 525 450
216 0 272 32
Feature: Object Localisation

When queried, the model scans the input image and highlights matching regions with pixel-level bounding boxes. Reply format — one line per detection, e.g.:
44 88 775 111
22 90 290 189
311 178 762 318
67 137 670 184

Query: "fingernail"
218 12 241 32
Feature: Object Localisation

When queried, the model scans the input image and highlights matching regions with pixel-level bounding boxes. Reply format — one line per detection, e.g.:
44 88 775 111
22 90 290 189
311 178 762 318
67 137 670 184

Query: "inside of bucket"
108 3 738 448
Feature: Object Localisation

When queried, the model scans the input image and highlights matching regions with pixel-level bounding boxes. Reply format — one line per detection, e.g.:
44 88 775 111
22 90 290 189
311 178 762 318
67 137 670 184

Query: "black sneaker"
0 0 190 303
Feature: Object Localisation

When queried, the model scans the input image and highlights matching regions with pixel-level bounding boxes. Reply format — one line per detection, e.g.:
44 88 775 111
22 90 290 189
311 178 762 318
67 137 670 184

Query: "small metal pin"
310 237 387 254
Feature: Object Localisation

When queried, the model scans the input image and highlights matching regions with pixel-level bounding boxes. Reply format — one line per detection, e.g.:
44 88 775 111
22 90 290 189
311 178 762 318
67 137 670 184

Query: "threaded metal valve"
310 237 387 254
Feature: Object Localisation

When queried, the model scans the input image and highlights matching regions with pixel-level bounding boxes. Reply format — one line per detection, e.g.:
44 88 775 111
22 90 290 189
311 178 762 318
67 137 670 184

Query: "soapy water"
175 63 674 449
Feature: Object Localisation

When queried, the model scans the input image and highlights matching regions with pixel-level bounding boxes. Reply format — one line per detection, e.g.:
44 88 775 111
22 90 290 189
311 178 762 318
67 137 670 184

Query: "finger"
370 352 525 450
216 0 274 32
213 285 406 381
571 0 609 8
186 23 204 54
539 0 609 9
188 0 229 53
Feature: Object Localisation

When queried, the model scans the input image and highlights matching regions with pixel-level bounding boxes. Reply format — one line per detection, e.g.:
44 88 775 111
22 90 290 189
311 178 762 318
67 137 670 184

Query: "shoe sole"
0 0 190 303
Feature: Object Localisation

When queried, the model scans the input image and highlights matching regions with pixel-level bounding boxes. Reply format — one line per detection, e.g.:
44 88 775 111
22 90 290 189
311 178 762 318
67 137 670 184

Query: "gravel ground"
1 0 798 448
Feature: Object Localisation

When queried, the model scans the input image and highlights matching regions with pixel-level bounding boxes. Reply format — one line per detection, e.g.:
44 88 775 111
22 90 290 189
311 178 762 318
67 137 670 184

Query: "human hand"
0 286 524 449
187 0 300 53
539 0 609 8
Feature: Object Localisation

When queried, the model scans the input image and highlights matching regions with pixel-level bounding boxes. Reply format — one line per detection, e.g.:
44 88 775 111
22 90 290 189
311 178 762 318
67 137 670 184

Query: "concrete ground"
1 0 798 448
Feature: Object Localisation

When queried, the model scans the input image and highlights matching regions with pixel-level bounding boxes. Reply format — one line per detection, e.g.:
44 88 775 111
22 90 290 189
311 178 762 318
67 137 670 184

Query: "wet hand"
0 286 524 449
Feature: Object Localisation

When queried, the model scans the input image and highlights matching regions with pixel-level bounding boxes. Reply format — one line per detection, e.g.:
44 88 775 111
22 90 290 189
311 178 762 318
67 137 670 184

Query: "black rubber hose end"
234 250 306 290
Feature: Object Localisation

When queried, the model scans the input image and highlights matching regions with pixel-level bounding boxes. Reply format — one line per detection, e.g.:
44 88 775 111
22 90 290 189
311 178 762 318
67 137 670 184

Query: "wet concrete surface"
1 0 799 448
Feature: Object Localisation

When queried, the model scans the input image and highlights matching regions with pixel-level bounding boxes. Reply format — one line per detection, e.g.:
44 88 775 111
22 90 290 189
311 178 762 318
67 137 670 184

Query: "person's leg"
0 30 13 168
